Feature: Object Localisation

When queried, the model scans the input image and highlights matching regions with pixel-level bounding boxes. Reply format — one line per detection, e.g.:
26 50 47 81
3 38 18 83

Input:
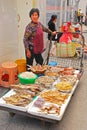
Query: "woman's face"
31 12 39 23
54 18 57 23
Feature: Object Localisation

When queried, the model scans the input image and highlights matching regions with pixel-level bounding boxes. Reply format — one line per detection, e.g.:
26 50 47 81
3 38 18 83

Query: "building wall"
79 0 87 15
16 0 32 58
77 0 87 23
0 0 19 63
0 0 74 63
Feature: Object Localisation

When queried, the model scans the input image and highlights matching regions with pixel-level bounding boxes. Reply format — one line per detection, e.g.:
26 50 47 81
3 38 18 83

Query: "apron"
32 24 44 54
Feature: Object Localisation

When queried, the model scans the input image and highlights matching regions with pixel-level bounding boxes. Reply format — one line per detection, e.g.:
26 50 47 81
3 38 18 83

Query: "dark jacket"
48 20 56 41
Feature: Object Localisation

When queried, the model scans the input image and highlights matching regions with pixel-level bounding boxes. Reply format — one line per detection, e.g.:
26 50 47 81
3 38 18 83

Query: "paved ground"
0 24 87 130
0 66 87 130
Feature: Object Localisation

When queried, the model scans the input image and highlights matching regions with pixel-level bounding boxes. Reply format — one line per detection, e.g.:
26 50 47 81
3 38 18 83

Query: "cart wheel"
9 112 15 117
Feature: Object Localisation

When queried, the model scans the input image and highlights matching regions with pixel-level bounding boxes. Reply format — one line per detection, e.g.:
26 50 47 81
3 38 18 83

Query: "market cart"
45 32 84 70
0 32 85 123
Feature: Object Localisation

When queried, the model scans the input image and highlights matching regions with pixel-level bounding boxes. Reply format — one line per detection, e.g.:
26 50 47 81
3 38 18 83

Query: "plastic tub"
48 61 57 66
15 59 26 73
18 72 38 84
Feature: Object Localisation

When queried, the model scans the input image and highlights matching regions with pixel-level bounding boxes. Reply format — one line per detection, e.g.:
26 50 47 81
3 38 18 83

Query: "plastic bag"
50 44 56 56
59 32 72 44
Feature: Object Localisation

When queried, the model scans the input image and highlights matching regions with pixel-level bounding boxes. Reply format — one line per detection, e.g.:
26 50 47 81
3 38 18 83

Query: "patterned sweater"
23 21 52 50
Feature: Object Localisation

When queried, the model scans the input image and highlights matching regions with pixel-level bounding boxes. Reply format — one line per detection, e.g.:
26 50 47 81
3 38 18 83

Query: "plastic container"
48 61 57 66
18 72 38 84
15 59 26 73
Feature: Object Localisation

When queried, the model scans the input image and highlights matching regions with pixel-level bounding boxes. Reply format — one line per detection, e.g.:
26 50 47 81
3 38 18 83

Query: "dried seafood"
3 92 32 107
55 81 72 92
30 64 48 74
40 90 69 105
35 76 54 86
11 84 46 94
60 75 77 85
45 71 59 77
39 104 61 115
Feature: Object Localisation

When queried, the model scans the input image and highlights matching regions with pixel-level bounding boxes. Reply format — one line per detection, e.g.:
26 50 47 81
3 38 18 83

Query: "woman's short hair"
29 8 40 17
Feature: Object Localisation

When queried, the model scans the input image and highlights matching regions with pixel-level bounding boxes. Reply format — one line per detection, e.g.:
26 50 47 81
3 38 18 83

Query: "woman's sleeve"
41 23 52 34
23 25 32 49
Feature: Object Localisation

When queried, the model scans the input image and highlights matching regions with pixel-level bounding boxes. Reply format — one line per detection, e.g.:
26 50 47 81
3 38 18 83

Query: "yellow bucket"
15 59 26 73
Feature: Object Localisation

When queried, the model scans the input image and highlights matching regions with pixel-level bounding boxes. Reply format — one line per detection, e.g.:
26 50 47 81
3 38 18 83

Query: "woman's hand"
26 49 31 58
52 31 57 35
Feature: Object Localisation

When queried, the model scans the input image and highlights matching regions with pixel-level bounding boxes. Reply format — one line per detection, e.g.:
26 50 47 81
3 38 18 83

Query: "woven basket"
56 42 76 58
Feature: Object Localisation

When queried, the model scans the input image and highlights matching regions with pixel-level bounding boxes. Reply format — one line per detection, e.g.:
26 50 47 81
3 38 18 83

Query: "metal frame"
44 32 85 74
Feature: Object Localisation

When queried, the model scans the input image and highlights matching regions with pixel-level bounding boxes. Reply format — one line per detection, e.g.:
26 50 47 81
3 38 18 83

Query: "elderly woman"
23 8 56 70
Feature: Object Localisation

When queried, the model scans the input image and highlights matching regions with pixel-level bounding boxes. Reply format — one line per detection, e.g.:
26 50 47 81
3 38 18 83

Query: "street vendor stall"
0 32 85 123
